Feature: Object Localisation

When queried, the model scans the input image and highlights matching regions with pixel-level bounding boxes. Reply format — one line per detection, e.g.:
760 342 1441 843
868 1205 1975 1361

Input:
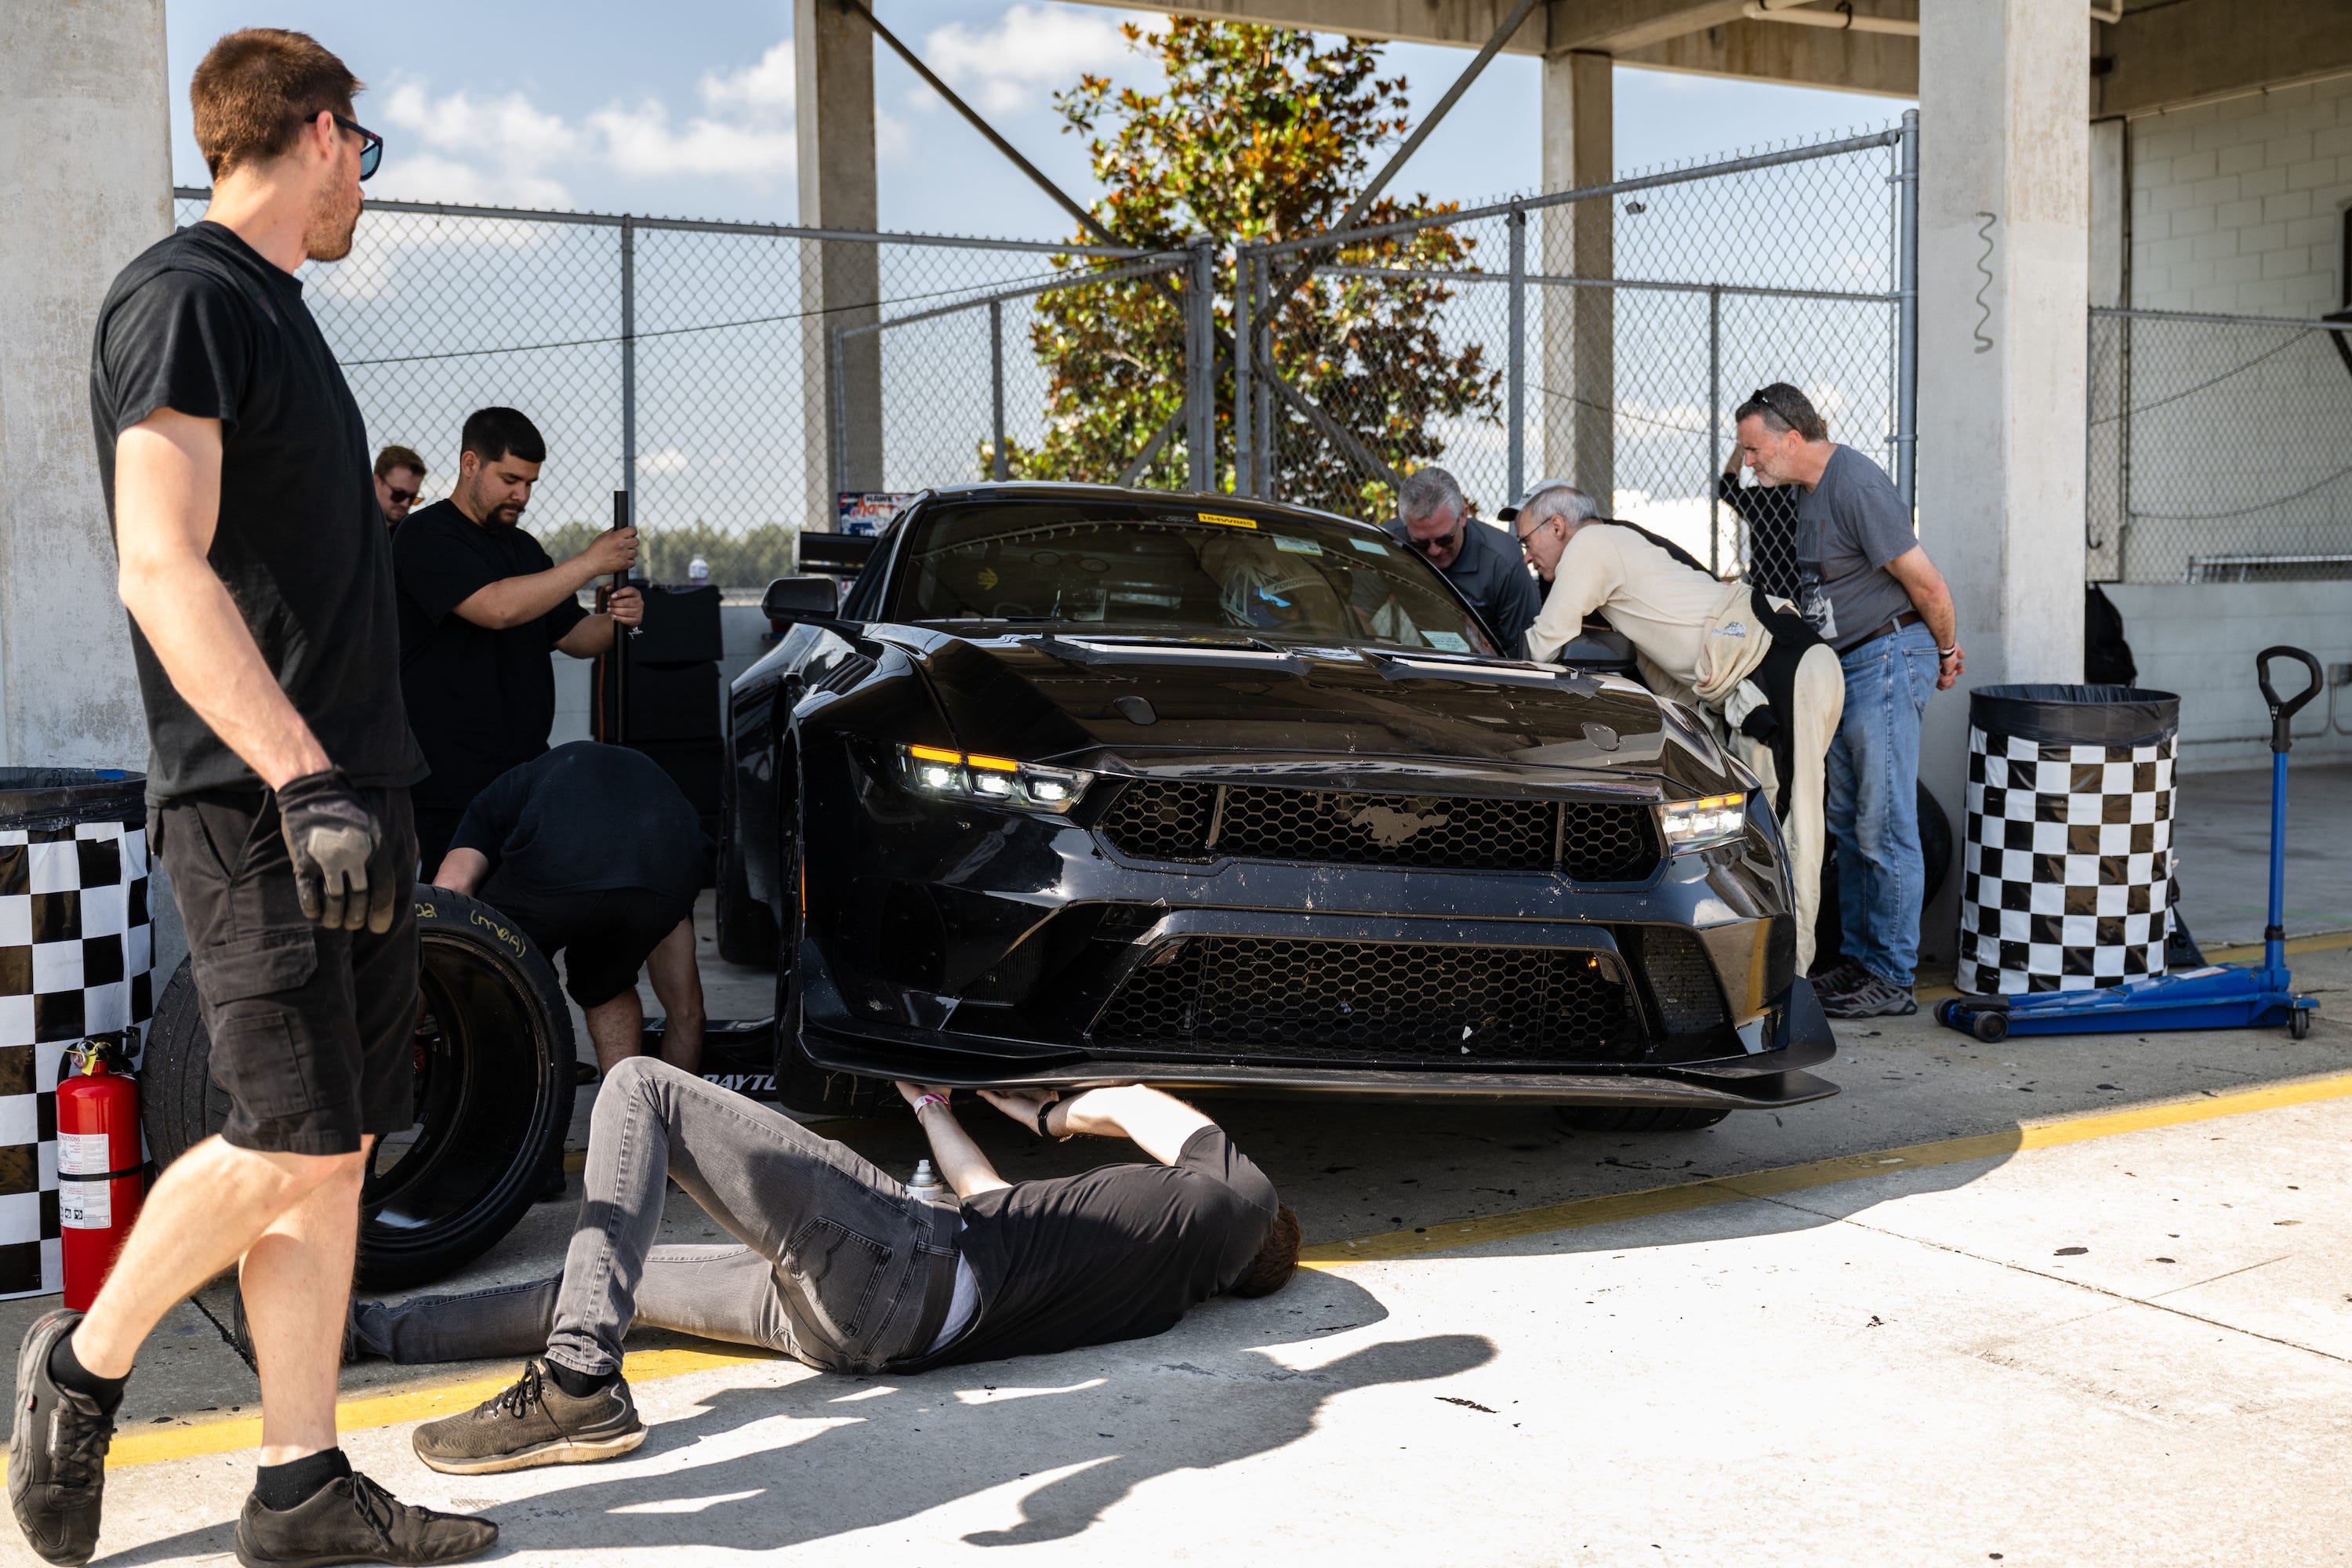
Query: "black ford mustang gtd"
720 483 1835 1124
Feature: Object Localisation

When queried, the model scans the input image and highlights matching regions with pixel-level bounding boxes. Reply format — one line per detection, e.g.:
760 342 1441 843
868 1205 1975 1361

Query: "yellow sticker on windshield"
1196 512 1258 529
977 567 999 590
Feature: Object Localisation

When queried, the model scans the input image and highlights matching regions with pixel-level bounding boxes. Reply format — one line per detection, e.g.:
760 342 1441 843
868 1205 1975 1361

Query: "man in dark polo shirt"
16 27 495 1568
1386 466 1542 657
394 407 642 871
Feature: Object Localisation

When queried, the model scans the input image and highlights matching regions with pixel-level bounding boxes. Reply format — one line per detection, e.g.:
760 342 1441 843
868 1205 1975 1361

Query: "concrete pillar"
0 0 167 772
2085 117 2127 580
1540 50 1613 503
1915 0 2091 964
797 0 883 525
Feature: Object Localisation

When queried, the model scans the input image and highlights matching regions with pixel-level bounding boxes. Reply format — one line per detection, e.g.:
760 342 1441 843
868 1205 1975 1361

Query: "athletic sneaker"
233 1471 495 1567
1809 957 1874 1001
411 1359 644 1475
1821 972 1918 1018
9 1309 111 1566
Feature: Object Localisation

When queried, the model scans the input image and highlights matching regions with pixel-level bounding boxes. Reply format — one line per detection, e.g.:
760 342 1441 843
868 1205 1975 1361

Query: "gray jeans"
359 1058 960 1377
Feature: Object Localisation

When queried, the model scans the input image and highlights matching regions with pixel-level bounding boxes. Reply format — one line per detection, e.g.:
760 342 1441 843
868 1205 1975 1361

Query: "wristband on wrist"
911 1093 949 1117
1938 644 1959 659
1035 1094 1072 1142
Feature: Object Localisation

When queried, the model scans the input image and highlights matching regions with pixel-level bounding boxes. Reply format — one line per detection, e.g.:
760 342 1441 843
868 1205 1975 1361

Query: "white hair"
1521 484 1599 528
1399 466 1467 523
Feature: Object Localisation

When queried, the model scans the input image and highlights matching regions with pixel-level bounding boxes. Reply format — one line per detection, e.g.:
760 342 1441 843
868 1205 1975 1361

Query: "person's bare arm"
427 848 489 895
895 1083 1011 1197
979 1083 1214 1167
113 410 331 789
552 586 644 658
453 531 637 630
1884 545 1965 690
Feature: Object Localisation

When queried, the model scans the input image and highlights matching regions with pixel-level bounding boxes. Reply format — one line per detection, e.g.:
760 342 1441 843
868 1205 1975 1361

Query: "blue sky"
165 2 1911 235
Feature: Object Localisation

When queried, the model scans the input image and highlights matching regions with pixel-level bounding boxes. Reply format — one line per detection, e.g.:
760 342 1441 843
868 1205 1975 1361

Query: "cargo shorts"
152 787 419 1156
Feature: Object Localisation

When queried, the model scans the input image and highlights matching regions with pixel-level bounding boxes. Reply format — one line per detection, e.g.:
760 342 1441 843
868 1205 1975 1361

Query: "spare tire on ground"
143 888 577 1288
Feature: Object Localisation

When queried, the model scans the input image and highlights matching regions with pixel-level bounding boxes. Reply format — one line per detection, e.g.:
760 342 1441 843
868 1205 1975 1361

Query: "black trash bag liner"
1968 684 2180 750
0 768 146 833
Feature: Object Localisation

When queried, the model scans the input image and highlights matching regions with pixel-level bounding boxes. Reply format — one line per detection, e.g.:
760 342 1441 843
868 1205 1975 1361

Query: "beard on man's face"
489 502 527 526
304 172 361 263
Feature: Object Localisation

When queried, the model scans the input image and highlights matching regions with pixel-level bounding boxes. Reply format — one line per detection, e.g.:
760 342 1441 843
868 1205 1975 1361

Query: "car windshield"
890 501 1500 656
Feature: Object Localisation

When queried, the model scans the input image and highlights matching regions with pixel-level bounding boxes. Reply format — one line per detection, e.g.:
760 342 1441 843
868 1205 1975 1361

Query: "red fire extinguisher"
57 1037 144 1312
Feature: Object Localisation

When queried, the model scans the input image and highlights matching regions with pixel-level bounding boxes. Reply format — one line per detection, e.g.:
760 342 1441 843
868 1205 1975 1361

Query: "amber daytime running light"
1657 792 1748 851
898 744 1094 813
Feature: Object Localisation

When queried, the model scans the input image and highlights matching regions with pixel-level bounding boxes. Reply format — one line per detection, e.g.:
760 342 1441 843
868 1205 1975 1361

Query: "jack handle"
2256 645 2324 753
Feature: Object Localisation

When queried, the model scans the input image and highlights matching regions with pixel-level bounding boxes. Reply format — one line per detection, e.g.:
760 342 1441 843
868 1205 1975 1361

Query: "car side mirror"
762 575 840 622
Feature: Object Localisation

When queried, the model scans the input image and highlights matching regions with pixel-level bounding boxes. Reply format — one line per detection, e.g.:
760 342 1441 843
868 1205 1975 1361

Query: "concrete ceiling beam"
2096 0 2352 118
1616 12 1918 96
1079 0 1549 55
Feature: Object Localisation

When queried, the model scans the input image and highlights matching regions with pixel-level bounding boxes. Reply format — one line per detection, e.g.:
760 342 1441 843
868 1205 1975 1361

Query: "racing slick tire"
1554 1106 1732 1133
143 889 577 1288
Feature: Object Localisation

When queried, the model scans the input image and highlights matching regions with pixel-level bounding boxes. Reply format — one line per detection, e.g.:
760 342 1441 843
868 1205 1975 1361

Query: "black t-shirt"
924 1127 1281 1368
448 742 708 907
394 499 590 811
87 222 425 802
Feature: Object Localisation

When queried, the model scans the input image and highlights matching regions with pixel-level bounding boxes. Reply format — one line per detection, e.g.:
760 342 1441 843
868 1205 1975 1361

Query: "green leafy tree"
995 20 1499 517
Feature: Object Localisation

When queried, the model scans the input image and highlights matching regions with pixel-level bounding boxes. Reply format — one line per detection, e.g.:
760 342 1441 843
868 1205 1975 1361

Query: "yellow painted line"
1301 1067 2352 1267
64 1059 2352 1475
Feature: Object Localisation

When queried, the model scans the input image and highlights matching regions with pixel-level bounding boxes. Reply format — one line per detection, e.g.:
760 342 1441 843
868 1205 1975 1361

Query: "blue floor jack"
1935 647 2325 1045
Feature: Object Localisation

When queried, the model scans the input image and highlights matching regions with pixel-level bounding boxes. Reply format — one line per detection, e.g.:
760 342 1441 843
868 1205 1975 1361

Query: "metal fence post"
830 325 850 502
619 216 637 522
989 299 1007 481
1253 256 1274 498
1507 207 1526 504
1185 236 1216 492
1235 249 1254 499
1708 285 1722 577
1896 108 1920 511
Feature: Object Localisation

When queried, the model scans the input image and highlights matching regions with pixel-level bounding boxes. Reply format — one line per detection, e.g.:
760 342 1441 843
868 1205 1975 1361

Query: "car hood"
892 628 1734 786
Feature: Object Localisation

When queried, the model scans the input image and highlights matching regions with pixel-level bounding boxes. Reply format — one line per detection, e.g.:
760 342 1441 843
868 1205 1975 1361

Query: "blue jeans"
1825 622 1940 985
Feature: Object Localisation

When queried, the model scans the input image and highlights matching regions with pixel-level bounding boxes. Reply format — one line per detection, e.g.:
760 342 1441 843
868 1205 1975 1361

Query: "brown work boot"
234 1470 495 1566
412 1359 644 1475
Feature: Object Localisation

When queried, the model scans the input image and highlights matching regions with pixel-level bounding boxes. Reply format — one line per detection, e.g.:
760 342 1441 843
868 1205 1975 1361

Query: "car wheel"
1554 1106 1731 1133
714 822 779 970
142 890 578 1288
766 805 895 1120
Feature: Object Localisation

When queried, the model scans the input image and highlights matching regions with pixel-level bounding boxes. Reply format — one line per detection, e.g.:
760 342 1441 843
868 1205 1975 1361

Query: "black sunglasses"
332 114 383 181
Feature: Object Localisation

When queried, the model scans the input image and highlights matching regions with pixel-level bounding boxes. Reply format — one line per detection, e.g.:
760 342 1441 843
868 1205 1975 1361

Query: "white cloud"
591 101 796 180
639 447 691 474
923 4 1133 116
699 40 796 121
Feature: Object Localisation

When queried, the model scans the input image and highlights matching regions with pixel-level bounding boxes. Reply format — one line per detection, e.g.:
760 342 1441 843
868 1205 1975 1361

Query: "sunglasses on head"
332 114 383 181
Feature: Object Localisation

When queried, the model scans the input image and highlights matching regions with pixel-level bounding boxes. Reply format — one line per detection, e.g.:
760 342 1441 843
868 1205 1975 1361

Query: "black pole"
609 489 630 746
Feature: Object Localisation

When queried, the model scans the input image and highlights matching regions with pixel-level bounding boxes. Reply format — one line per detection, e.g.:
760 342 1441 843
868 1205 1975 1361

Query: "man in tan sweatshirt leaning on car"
1514 481 1844 975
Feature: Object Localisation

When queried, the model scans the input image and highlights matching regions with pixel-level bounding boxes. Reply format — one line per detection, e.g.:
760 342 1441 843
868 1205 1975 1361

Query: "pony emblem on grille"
1348 800 1451 847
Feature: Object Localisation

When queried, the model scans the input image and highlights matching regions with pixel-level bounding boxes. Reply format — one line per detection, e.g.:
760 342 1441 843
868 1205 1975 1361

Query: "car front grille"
1092 935 1639 1065
1097 780 1660 882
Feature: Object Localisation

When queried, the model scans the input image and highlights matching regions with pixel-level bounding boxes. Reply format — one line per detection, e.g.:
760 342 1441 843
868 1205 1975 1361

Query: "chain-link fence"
2088 307 2352 583
172 190 1185 586
1227 118 1918 587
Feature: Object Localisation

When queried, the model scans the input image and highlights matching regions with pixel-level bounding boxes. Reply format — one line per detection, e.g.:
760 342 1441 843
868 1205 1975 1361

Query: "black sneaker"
412 1359 644 1475
234 1470 495 1567
9 1309 111 1566
1809 958 1873 1001
1822 973 1918 1018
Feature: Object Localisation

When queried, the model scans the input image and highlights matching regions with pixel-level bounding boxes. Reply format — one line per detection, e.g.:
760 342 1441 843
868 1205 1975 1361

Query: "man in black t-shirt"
15 28 495 1568
358 1071 1296 1475
427 742 710 1075
394 406 643 870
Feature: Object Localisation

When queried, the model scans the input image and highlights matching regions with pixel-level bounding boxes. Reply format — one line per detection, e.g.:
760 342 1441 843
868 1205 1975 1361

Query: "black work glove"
275 769 400 933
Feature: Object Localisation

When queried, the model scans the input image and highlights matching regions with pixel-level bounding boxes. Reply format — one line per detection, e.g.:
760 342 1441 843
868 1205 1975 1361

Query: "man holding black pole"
16 27 495 1566
393 407 642 871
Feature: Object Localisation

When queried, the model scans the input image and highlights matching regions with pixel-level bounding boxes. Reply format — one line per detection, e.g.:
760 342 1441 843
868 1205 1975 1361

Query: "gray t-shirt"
1792 445 1917 651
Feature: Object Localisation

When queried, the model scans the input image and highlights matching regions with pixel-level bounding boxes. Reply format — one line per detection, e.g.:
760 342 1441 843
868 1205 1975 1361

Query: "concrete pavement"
5 941 2349 1565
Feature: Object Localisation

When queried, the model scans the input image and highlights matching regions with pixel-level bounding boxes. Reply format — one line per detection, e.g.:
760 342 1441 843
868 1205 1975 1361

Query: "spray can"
688 554 710 586
906 1158 946 1200
56 1038 145 1312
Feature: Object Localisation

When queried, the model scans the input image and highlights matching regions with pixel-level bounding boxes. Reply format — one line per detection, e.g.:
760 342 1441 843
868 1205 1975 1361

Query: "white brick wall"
2103 582 2352 775
2129 78 2352 314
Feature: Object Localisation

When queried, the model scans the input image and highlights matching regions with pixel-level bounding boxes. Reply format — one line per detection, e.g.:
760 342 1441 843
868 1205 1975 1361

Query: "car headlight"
1657 792 1747 852
897 744 1093 814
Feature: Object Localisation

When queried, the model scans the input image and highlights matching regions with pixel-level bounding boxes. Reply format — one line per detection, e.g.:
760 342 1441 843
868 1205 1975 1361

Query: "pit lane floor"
5 922 2350 1566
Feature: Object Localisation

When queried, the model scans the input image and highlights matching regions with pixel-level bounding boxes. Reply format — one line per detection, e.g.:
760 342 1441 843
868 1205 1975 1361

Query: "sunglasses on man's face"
384 486 417 505
332 114 383 181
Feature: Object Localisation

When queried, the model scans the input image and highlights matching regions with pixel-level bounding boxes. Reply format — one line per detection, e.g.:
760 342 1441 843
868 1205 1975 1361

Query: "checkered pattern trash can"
1957 686 2181 996
0 769 151 1299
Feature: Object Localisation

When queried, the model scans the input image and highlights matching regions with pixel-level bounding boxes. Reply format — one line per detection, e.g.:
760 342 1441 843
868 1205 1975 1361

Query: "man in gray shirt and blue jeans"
1733 384 1963 1018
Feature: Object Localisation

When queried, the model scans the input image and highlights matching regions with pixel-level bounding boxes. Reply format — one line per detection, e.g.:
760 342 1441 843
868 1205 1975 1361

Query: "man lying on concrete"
363 1065 1296 1474
1515 481 1845 975
427 740 707 1078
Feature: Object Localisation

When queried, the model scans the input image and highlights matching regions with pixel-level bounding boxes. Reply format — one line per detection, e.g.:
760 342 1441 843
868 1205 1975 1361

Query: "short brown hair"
1734 382 1828 443
1228 1203 1301 1298
374 445 426 481
191 30 364 180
